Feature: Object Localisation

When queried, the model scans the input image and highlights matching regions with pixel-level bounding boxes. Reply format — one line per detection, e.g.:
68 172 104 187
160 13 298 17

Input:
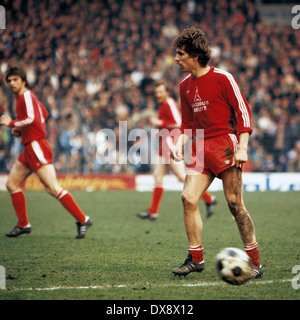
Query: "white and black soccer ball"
215 247 252 285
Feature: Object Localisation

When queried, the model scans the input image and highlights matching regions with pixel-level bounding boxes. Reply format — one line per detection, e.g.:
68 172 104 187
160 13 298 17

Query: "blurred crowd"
0 0 299 174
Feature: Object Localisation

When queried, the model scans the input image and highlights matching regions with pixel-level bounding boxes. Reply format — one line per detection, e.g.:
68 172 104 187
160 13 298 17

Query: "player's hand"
231 149 247 167
170 145 184 162
12 128 21 137
150 117 163 127
0 115 12 126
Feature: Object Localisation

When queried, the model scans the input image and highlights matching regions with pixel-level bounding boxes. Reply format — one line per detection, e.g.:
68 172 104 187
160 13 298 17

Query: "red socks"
148 188 213 214
148 184 164 215
188 243 260 267
189 245 204 263
201 192 213 204
56 190 86 224
11 191 29 228
244 242 260 267
10 189 86 227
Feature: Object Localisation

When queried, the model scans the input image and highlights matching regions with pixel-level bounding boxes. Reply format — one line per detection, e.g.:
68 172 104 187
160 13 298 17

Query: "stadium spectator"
0 0 299 173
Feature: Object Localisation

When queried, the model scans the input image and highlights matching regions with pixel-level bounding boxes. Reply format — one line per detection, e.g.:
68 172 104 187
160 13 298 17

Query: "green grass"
0 190 299 300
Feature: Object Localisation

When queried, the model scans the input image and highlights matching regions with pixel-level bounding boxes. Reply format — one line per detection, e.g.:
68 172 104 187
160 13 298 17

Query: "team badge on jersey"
191 87 209 112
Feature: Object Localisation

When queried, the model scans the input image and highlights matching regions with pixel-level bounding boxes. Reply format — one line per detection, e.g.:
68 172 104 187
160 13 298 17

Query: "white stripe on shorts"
31 140 48 165
228 133 239 152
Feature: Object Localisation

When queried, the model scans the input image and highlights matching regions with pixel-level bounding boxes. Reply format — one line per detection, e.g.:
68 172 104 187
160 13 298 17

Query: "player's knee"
6 180 17 193
181 191 198 211
5 180 11 192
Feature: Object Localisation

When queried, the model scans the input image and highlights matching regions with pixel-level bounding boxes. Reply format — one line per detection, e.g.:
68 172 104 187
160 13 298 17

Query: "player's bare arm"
232 132 250 168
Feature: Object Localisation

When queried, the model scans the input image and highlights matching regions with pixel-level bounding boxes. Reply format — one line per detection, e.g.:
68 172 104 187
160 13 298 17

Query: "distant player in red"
136 81 217 221
0 67 92 238
171 28 263 279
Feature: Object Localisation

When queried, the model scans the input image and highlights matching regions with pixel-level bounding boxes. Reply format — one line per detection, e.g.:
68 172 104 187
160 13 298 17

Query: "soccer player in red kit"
136 81 217 221
0 67 92 238
171 28 263 279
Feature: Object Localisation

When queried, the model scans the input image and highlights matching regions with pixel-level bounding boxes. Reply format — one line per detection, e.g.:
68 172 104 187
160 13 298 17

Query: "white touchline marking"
7 279 292 291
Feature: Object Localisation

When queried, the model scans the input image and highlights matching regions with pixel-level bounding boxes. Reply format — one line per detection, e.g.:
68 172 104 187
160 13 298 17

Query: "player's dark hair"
174 27 212 67
5 67 28 86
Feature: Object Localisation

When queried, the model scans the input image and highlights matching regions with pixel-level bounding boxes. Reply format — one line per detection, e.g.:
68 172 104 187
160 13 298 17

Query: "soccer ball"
215 247 252 285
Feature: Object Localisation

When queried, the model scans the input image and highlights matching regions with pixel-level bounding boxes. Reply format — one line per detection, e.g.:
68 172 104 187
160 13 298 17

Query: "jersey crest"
191 87 209 112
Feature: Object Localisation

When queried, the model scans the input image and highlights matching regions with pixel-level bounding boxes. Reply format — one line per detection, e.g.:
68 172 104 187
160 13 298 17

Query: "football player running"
0 67 92 239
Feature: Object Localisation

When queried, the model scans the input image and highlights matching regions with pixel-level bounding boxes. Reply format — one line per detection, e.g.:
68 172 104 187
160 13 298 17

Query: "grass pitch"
0 189 299 300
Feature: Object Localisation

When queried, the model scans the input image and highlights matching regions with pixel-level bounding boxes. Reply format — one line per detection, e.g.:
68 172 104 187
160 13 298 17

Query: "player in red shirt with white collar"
0 67 92 238
171 28 262 279
136 81 217 221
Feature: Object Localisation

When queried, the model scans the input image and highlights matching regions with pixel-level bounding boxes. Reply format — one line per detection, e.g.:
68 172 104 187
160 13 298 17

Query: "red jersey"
9 90 49 145
157 97 181 160
180 67 252 139
158 97 181 130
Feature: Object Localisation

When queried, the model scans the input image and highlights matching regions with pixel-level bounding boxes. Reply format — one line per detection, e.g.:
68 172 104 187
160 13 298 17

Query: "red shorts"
188 133 240 177
18 139 53 172
158 128 181 162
